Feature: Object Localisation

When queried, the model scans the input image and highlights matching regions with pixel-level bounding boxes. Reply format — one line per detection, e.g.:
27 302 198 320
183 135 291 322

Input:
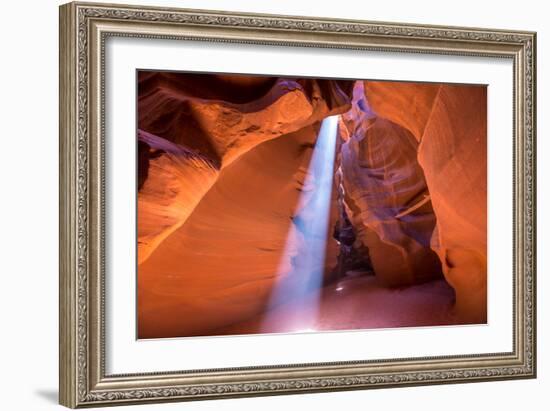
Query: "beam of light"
261 116 339 333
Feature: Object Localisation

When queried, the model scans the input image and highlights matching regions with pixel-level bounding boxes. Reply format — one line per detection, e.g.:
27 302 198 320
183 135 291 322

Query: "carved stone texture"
138 124 341 338
137 129 218 266
340 82 442 286
366 81 487 322
137 72 353 264
418 85 488 323
364 81 440 142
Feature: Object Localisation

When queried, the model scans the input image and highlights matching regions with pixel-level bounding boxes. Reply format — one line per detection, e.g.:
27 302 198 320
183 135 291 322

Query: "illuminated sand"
215 277 459 336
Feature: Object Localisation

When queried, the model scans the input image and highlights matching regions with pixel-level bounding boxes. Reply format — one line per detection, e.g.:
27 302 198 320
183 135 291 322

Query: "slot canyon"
137 71 487 339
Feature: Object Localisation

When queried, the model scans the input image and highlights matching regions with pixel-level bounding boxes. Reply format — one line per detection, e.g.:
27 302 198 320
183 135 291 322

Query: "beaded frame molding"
59 1 536 408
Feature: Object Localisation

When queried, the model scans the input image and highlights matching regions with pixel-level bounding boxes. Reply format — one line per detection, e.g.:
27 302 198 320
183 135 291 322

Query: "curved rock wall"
137 72 487 337
137 129 218 266
137 72 352 264
365 81 487 322
417 85 487 322
339 82 442 286
138 125 340 338
364 81 440 142
137 72 353 337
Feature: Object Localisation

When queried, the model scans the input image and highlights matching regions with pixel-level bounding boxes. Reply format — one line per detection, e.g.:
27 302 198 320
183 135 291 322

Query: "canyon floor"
212 275 467 337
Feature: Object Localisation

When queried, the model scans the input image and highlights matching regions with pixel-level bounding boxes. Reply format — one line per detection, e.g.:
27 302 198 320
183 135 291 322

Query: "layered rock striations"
137 72 353 337
364 81 487 322
137 129 218 266
137 72 487 337
339 83 442 286
417 85 487 322
138 125 340 338
137 72 353 265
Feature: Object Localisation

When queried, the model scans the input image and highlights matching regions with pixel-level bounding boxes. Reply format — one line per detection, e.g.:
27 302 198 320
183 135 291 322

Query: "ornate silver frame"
59 1 537 408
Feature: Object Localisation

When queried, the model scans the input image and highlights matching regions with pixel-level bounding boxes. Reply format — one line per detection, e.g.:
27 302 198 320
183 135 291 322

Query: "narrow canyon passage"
137 72 487 339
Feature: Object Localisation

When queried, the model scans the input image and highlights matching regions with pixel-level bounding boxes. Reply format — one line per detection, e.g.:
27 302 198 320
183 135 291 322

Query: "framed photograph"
59 1 537 408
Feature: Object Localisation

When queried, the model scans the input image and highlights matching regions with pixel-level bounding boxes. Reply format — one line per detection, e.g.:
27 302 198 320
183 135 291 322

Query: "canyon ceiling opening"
136 71 487 339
